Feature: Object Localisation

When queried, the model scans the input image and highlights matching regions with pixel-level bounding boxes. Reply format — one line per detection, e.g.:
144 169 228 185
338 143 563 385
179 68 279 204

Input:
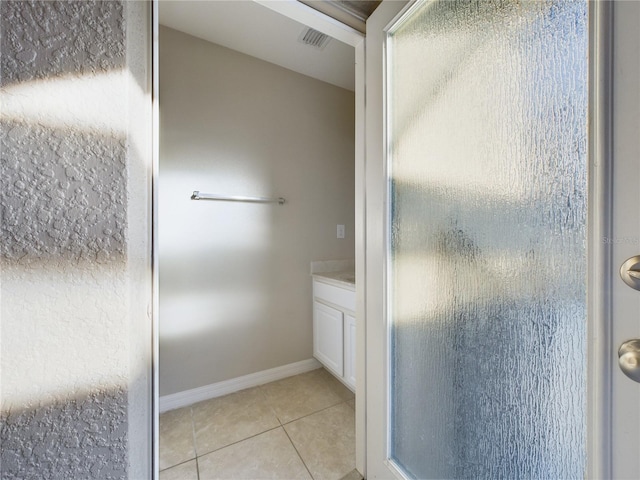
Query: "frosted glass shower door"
387 1 589 477
365 0 599 478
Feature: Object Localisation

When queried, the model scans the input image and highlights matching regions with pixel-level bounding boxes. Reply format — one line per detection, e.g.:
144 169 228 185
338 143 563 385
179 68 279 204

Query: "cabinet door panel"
313 301 344 376
345 314 356 389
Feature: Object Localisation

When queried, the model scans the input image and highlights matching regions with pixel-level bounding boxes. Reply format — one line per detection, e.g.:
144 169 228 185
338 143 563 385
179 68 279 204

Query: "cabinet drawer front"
313 302 344 376
313 280 356 312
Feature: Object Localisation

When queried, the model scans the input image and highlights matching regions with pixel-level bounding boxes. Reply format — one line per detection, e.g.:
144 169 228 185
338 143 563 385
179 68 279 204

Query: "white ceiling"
159 0 356 91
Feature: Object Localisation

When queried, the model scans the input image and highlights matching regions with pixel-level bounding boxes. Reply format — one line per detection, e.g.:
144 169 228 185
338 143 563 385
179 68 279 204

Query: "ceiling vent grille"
299 28 331 50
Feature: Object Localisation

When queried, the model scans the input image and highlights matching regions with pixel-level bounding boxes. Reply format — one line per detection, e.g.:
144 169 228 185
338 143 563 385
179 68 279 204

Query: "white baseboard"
159 358 322 413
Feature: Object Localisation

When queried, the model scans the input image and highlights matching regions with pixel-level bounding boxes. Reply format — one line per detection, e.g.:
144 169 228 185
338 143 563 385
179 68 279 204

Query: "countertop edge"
311 272 356 291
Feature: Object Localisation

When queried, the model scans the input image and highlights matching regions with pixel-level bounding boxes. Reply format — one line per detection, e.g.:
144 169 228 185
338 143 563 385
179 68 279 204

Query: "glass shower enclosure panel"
386 0 588 478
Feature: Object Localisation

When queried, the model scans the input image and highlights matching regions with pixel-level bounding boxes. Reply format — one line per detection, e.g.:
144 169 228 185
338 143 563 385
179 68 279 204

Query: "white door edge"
354 34 367 477
609 2 640 478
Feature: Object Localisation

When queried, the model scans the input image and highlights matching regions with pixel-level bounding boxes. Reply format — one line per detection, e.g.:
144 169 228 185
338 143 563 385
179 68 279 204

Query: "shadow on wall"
0 386 130 479
1 0 129 265
1 1 148 478
1 119 128 265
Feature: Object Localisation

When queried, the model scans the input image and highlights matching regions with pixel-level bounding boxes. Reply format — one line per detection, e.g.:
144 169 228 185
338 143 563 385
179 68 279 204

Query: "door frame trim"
151 0 160 476
364 2 410 479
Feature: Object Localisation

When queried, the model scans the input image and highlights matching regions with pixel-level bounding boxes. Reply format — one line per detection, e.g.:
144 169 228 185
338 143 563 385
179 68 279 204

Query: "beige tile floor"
160 368 358 480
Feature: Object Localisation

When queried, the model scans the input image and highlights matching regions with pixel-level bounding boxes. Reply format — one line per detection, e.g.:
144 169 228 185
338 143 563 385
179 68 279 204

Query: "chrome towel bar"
191 191 285 205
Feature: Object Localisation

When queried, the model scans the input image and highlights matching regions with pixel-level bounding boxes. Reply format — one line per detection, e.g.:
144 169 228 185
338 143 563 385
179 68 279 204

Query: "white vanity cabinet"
312 276 356 391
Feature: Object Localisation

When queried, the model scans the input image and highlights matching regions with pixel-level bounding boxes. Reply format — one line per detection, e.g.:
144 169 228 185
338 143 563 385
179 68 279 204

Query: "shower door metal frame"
364 0 622 478
587 1 613 477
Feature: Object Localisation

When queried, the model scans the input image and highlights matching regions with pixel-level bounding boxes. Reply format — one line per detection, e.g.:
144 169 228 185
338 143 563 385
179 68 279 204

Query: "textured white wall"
0 1 152 478
159 26 355 396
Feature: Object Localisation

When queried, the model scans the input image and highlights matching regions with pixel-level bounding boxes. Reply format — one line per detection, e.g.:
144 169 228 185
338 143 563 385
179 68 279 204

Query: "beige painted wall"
159 27 355 396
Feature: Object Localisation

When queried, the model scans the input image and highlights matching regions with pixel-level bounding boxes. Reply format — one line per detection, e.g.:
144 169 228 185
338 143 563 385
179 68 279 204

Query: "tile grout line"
191 397 353 459
282 424 315 480
280 399 352 427
194 425 283 458
158 457 196 473
192 398 350 461
188 399 350 461
257 384 286 426
189 406 201 480
258 381 350 426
